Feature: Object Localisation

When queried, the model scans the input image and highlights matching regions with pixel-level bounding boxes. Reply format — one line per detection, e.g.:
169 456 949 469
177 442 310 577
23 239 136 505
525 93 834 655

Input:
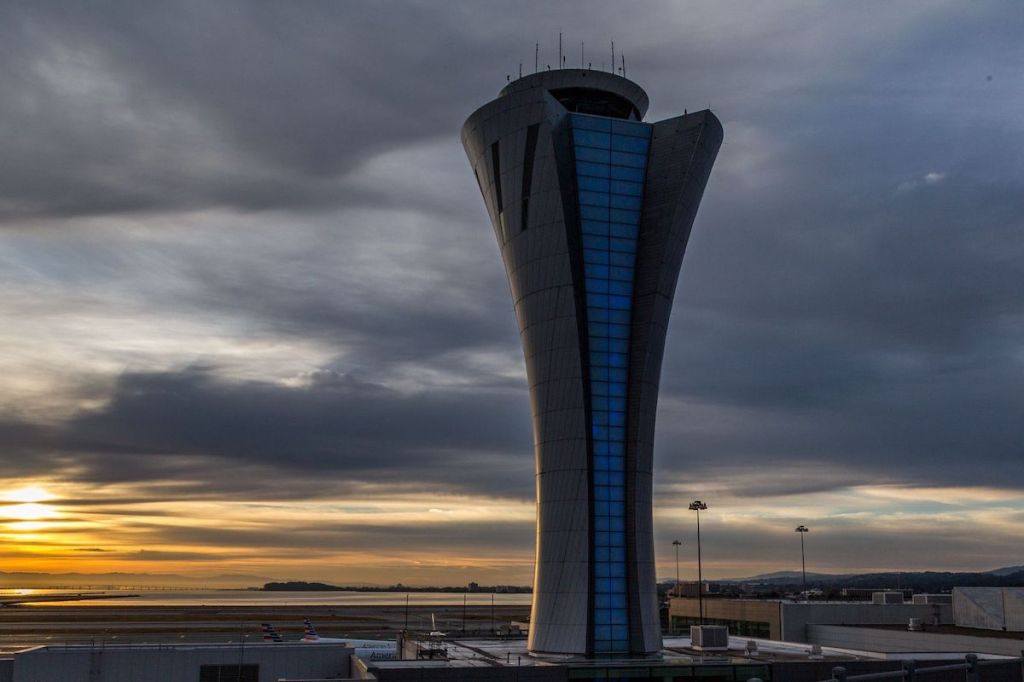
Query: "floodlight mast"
795 525 809 599
688 500 708 624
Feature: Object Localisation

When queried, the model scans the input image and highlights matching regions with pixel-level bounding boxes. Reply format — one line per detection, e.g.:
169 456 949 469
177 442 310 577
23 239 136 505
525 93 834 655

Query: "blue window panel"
610 208 641 224
608 280 633 296
607 442 625 456
607 338 629 353
593 456 610 471
595 594 611 608
592 411 609 426
609 265 634 281
592 397 609 412
594 516 611 531
609 251 635 267
585 263 610 280
606 397 627 412
595 578 611 593
610 224 638 240
608 517 625 532
607 353 628 368
577 161 610 178
611 609 629 625
580 204 609 221
610 547 626 562
589 308 611 323
608 309 631 324
608 530 626 545
586 292 610 308
609 578 627 594
588 328 609 344
584 249 610 265
594 500 609 516
587 279 610 295
594 471 611 485
576 146 610 163
606 382 626 397
582 220 610 235
610 193 642 210
605 460 624 477
582 234 609 250
609 593 627 609
593 441 610 455
609 324 630 339
590 351 610 365
610 165 645 182
590 337 610 353
573 129 611 148
611 179 644 196
595 547 610 562
607 501 625 516
573 115 612 132
609 294 631 310
610 237 637 254
594 608 612 624
610 150 646 167
605 471 625 486
593 425 611 440
611 120 651 137
579 190 610 207
611 625 629 641
611 135 649 153
608 368 627 383
594 625 612 641
609 486 625 501
594 563 611 578
607 411 626 427
591 380 609 396
578 176 611 192
609 563 626 578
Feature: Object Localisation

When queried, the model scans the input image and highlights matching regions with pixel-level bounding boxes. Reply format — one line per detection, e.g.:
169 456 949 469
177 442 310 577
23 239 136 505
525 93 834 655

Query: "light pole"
672 540 682 598
795 525 809 600
688 500 708 625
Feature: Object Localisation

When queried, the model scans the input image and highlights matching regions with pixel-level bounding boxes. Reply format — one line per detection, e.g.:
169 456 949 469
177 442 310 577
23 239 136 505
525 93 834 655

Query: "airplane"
302 619 393 649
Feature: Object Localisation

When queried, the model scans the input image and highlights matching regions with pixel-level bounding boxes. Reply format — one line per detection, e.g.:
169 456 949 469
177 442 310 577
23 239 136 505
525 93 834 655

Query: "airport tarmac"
0 604 531 653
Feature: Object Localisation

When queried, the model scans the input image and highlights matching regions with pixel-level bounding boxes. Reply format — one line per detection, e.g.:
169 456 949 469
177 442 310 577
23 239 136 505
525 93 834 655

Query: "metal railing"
807 652 1024 682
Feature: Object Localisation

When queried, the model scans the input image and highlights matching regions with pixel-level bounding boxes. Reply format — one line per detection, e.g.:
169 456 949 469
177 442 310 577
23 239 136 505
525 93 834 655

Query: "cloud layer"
0 0 1022 583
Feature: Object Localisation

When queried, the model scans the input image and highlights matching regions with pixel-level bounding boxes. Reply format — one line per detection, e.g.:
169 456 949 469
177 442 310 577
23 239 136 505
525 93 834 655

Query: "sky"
0 1 1022 587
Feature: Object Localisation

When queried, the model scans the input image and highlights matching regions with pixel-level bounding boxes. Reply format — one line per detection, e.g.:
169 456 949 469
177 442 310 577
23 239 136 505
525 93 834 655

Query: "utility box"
690 625 729 651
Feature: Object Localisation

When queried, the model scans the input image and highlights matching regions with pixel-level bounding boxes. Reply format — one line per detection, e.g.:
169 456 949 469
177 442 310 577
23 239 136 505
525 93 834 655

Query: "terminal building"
462 68 722 657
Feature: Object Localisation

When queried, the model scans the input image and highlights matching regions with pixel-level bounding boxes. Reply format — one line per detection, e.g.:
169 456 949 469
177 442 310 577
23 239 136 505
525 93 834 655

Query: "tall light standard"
795 525 809 599
672 540 683 597
688 500 708 624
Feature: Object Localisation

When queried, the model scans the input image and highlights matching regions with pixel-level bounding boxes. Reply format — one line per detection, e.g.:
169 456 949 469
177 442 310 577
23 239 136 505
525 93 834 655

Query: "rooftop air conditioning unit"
690 625 729 651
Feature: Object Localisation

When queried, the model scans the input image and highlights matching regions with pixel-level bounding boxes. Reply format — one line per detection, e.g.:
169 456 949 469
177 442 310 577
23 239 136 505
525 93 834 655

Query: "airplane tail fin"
303 618 320 641
261 623 283 643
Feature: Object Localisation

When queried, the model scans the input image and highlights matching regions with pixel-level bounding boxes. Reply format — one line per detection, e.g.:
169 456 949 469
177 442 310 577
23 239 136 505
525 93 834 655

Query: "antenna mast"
534 43 538 73
559 32 562 70
611 40 614 74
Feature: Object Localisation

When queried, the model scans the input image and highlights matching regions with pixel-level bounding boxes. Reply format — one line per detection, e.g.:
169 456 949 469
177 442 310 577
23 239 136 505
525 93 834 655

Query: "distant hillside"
724 569 1024 592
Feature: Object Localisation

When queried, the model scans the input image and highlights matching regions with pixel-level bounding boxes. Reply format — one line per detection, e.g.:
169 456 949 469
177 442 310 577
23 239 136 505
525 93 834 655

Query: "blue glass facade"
570 113 652 654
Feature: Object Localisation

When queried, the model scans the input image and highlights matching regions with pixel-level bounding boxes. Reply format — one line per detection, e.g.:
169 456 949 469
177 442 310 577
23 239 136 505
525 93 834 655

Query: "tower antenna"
611 40 614 74
519 62 522 79
581 41 584 68
621 54 625 78
535 43 539 74
559 32 562 69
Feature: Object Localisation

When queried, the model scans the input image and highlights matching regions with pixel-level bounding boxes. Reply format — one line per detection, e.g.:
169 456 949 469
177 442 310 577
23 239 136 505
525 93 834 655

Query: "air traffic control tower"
462 70 722 657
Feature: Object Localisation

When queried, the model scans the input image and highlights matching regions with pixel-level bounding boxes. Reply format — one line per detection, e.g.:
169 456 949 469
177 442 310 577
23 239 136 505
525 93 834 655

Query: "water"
1 589 533 607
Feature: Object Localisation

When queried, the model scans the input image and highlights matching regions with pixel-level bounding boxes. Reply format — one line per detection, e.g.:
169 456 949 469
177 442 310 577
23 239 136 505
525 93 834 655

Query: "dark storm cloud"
1 366 535 500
